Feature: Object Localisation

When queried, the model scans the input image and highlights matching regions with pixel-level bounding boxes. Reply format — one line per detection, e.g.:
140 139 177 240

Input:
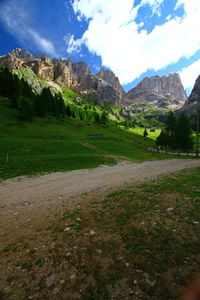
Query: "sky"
0 0 200 95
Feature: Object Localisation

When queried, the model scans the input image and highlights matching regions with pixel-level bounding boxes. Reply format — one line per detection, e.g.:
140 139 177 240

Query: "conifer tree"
19 96 34 121
66 105 71 117
55 93 65 117
143 127 148 139
21 78 33 98
34 94 47 117
156 130 169 147
175 113 193 150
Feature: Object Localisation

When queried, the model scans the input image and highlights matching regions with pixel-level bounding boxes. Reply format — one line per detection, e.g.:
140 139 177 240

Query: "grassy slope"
128 126 161 140
0 97 167 180
62 87 125 122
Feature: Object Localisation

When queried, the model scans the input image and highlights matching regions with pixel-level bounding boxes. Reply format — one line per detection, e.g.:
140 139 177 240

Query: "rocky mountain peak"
180 75 200 115
12 48 33 59
185 75 200 106
126 73 187 109
96 68 125 106
0 48 189 109
0 48 125 106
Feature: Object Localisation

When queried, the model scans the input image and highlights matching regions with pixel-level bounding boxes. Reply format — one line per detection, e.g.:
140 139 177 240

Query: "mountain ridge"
0 48 125 107
126 73 187 109
0 48 189 109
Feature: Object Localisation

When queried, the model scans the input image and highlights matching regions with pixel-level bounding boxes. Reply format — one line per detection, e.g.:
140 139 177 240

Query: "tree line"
0 67 110 124
0 67 66 121
156 111 194 150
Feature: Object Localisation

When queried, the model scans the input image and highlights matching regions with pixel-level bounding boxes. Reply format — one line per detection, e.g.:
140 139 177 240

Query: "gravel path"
1 159 200 221
1 159 200 300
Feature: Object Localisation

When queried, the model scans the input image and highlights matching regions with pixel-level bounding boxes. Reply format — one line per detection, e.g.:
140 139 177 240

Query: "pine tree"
165 111 177 148
166 111 177 132
175 113 193 150
41 87 54 112
143 127 148 139
21 78 33 98
19 96 34 121
34 94 47 117
55 93 65 117
156 130 169 148
10 95 18 109
66 105 71 117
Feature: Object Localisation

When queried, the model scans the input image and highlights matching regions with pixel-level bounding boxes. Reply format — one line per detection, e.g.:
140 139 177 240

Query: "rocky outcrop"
185 75 200 106
180 75 200 115
1 48 189 109
52 58 91 86
31 57 55 81
0 52 23 69
126 73 187 109
97 69 125 106
54 62 73 86
75 75 119 105
0 48 124 106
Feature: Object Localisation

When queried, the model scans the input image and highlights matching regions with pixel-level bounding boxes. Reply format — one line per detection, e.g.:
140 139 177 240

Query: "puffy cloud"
179 60 200 89
68 0 200 86
0 0 57 56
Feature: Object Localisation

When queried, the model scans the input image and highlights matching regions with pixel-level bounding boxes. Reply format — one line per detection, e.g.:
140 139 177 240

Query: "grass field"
1 167 199 299
0 97 168 180
128 126 161 140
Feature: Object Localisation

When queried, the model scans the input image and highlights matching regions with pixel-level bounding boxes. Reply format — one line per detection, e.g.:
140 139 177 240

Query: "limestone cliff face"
32 57 55 81
180 75 200 114
185 75 200 106
126 73 187 108
54 62 73 87
97 69 125 106
0 52 23 69
0 48 124 106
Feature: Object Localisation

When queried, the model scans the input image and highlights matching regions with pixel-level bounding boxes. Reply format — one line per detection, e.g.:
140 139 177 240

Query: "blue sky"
0 0 200 95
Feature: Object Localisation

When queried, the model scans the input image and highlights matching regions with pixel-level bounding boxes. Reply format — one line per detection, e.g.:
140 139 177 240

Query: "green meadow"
0 97 166 180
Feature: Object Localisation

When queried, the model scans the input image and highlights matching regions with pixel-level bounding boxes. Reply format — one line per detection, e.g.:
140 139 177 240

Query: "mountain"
184 75 200 106
180 75 200 115
96 69 125 106
126 73 187 109
0 48 124 106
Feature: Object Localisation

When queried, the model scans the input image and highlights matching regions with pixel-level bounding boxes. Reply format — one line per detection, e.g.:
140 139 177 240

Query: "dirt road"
1 159 200 224
0 159 200 300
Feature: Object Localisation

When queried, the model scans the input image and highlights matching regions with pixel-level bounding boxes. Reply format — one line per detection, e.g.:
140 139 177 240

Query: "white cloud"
140 0 164 16
64 34 83 54
0 0 57 56
179 60 200 89
27 29 57 56
68 0 200 87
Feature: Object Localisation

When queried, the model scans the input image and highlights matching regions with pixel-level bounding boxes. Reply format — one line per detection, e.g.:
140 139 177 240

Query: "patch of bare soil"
79 142 97 149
